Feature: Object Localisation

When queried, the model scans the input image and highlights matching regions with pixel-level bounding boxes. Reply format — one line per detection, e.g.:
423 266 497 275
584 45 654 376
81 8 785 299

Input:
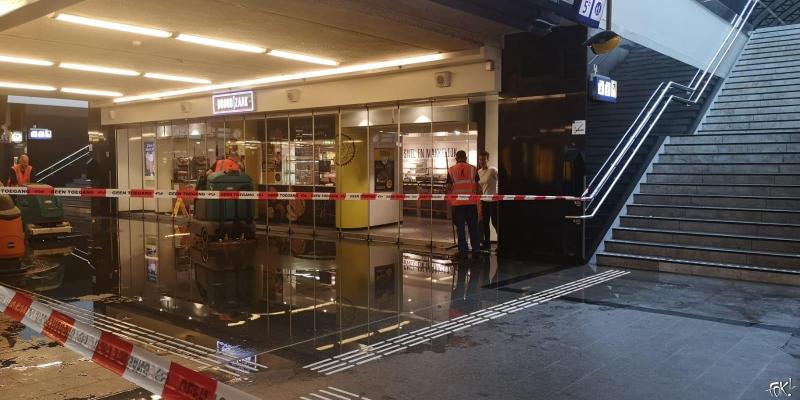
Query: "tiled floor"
0 216 797 399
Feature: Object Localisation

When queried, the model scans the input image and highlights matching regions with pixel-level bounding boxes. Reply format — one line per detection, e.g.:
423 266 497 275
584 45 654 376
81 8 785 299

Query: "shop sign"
212 90 255 115
10 131 23 143
29 128 52 140
591 74 617 103
402 147 457 159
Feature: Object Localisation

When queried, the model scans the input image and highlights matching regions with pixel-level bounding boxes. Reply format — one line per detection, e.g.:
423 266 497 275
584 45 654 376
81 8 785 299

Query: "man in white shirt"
477 151 498 250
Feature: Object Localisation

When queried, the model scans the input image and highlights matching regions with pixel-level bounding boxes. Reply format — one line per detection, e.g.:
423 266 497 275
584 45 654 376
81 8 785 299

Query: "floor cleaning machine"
16 184 73 238
190 171 256 243
0 192 25 264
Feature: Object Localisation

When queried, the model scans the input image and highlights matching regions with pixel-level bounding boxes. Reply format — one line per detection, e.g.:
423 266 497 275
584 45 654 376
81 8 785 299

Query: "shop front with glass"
114 98 481 247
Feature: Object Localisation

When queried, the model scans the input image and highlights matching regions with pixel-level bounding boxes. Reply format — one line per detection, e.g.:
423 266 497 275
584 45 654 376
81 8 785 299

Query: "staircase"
585 44 718 253
596 24 800 285
62 175 92 215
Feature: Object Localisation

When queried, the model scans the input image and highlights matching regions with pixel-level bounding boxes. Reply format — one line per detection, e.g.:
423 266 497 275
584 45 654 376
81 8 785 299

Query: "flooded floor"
1 214 798 400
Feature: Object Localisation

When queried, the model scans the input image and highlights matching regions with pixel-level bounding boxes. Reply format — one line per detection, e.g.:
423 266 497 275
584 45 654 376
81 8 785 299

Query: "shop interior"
114 99 481 247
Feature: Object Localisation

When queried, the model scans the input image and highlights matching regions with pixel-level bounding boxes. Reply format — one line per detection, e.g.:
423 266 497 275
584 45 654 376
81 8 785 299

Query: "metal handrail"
34 144 90 177
35 150 90 183
570 0 758 220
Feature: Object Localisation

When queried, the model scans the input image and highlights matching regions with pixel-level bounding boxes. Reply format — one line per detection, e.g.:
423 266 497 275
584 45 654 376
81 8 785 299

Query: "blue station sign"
591 74 618 103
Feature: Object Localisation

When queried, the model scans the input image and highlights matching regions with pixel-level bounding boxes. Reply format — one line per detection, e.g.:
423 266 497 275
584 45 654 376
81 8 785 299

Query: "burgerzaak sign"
212 91 255 115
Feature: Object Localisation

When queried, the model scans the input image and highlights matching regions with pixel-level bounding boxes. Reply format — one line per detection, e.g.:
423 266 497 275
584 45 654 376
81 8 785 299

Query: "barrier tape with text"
0 284 260 400
0 187 586 202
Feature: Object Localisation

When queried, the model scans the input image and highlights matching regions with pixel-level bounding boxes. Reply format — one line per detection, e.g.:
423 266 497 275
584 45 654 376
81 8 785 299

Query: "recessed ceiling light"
175 34 266 53
59 62 140 76
114 53 444 103
267 50 338 66
0 54 54 66
143 72 211 84
53 13 172 38
0 81 56 91
61 87 123 97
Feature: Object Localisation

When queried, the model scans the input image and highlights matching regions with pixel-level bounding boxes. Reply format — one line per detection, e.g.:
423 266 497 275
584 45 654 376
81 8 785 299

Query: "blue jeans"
453 205 480 258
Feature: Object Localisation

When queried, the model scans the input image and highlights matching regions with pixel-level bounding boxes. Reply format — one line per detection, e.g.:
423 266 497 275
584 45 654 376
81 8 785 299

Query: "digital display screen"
591 75 618 103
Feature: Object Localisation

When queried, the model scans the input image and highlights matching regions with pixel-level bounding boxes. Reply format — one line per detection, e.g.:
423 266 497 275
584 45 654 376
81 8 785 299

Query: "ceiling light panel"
114 53 445 103
0 81 56 91
53 13 172 38
267 50 338 66
143 73 211 84
61 87 123 97
0 54 54 66
175 34 266 53
59 62 140 76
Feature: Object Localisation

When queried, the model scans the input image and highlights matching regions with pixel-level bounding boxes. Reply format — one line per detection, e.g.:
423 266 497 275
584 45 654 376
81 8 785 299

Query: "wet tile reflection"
1 216 542 373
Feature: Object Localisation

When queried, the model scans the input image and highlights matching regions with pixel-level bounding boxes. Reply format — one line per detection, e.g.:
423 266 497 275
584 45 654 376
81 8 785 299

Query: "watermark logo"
767 379 797 398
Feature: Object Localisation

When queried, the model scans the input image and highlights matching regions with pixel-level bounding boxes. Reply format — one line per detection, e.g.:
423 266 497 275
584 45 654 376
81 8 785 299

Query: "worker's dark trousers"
453 205 480 258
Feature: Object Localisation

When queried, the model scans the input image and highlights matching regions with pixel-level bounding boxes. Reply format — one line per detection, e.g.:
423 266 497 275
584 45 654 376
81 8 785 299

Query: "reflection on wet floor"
1 215 548 378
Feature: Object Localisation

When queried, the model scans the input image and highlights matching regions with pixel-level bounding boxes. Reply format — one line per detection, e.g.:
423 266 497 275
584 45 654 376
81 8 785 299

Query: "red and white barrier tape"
0 285 259 400
0 186 585 202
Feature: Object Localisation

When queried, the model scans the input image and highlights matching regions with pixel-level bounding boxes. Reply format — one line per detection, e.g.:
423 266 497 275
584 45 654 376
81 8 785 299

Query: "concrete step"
612 227 800 253
595 252 800 286
625 204 800 224
619 215 800 238
714 91 800 103
701 121 800 132
652 162 800 174
741 42 800 56
707 104 800 116
669 132 800 144
633 193 800 210
639 183 800 197
739 49 800 64
705 112 800 124
748 24 800 39
731 60 800 75
604 239 800 269
658 152 800 164
728 66 800 80
723 76 800 90
645 173 800 185
664 142 800 154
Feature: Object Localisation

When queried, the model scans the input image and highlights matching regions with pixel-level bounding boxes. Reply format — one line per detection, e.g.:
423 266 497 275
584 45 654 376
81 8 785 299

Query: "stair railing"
35 144 91 183
568 0 758 220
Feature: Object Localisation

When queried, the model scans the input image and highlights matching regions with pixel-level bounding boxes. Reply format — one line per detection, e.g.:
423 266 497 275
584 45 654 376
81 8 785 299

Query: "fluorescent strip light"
0 0 26 18
144 72 211 84
114 53 444 103
60 62 140 76
0 81 56 91
0 54 53 66
61 87 123 97
268 50 338 66
54 13 172 38
175 34 266 53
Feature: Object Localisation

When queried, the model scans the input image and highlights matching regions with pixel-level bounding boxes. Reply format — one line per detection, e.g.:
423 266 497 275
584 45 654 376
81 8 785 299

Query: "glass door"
338 107 370 241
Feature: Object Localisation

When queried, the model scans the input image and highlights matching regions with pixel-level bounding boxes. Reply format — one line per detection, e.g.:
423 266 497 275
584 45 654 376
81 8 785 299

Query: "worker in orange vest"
208 153 242 175
7 154 32 186
447 150 482 259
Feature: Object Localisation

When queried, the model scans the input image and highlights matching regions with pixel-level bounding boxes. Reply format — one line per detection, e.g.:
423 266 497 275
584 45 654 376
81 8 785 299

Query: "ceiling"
0 0 515 101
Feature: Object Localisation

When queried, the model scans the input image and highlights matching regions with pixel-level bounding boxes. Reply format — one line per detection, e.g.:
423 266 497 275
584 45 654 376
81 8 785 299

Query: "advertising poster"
374 148 395 192
144 142 156 178
145 244 158 282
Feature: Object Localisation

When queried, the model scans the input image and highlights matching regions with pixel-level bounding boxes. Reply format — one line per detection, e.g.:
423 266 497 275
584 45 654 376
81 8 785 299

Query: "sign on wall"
574 0 606 28
212 91 255 115
591 75 618 103
29 128 52 140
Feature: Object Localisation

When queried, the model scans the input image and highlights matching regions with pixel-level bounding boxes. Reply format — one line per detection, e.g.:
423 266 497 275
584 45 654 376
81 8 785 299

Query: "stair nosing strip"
620 215 800 228
627 203 800 214
605 239 800 259
612 227 800 244
596 252 800 275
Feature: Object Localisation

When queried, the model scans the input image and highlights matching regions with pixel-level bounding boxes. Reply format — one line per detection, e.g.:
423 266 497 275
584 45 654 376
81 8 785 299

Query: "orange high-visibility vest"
214 159 239 173
447 162 478 206
8 164 31 186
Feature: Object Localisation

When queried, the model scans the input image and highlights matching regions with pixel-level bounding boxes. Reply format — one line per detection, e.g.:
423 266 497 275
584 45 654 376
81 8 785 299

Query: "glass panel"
127 124 143 212
171 121 190 217
153 123 172 214
314 111 339 237
338 107 370 240
288 113 314 234
399 102 436 248
367 105 400 244
266 114 290 231
431 99 477 250
115 127 131 214
244 114 265 225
